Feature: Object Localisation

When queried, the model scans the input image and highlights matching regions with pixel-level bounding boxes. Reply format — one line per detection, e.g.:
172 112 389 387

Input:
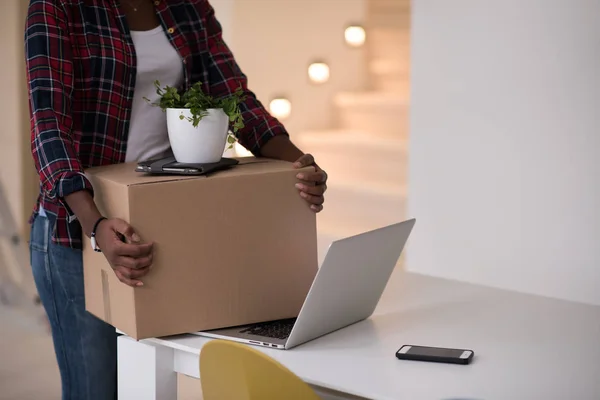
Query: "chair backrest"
199 340 321 400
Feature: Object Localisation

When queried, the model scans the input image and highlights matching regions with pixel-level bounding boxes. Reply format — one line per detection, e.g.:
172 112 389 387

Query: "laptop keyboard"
240 318 296 340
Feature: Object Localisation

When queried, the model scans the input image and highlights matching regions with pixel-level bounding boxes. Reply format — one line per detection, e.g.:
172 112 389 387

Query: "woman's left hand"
293 154 328 213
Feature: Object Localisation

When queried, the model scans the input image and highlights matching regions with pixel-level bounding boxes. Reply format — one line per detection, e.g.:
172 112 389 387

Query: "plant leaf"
151 79 247 131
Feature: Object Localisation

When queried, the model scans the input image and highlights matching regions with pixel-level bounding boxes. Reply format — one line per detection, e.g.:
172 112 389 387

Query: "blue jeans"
29 213 117 400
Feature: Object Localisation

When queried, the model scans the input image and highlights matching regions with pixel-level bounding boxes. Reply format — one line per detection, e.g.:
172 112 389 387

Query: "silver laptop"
192 218 416 350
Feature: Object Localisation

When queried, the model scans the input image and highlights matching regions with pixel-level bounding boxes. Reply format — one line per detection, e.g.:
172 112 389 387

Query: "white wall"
407 0 600 305
209 0 235 45
215 0 368 135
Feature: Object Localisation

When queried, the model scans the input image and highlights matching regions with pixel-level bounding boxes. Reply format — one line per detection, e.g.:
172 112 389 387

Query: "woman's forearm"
260 135 304 163
64 191 103 238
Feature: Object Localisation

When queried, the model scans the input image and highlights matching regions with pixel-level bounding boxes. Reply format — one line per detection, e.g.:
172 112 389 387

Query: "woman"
25 0 327 398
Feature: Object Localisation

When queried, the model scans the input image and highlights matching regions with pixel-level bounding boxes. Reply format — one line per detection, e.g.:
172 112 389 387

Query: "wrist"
90 217 107 252
80 211 104 238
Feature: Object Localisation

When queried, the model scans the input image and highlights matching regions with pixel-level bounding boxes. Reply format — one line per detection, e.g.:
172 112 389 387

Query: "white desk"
117 272 600 400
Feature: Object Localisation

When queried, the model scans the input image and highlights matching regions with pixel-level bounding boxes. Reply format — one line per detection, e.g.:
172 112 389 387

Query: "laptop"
193 218 416 350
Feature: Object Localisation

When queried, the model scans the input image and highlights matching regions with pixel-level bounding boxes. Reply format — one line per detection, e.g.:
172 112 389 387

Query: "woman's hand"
293 154 328 213
252 136 328 212
95 218 154 287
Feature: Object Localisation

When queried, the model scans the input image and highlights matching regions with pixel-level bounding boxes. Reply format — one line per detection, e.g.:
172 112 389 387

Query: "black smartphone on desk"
396 345 474 365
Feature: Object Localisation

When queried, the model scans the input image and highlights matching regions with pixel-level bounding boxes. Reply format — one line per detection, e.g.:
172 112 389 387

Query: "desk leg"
117 335 178 400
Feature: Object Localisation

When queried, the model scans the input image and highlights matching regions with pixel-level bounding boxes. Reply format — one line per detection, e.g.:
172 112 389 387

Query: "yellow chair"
199 340 321 400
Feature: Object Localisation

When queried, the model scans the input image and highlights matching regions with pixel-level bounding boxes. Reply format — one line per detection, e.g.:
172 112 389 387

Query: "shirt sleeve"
25 0 93 212
200 0 289 155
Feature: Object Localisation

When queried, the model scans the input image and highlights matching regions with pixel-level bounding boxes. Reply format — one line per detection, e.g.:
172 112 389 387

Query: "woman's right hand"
95 218 154 287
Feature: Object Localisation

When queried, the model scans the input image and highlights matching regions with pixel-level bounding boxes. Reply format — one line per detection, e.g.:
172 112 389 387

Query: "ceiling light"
308 62 330 84
269 97 292 120
344 25 366 47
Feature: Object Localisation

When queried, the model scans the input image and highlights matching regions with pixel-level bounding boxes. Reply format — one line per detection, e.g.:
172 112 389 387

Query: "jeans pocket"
29 213 49 254
30 213 85 303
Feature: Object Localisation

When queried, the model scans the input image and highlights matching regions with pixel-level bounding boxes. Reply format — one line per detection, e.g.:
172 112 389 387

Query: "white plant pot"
166 108 229 164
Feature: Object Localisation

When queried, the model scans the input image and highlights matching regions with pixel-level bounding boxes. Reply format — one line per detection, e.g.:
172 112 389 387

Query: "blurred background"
220 0 410 260
2 0 600 399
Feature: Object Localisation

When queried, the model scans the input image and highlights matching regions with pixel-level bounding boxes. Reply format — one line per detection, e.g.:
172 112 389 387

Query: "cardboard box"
82 158 318 340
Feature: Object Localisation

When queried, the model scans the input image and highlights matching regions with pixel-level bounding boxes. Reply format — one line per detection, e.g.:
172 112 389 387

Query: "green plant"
145 80 247 149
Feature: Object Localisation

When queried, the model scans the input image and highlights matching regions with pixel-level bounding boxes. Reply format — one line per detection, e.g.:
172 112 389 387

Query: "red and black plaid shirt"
25 0 288 249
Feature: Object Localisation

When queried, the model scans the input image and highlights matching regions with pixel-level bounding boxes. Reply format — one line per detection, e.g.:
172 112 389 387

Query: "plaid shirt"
25 0 288 249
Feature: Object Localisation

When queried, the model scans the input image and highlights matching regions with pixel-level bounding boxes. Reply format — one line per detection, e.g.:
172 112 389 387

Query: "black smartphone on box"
396 345 474 365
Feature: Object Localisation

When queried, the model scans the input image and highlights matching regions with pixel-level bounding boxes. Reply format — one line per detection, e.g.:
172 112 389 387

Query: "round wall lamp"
307 61 330 84
344 24 366 47
269 97 292 120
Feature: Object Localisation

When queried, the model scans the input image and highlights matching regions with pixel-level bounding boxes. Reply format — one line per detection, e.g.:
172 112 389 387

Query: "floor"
0 305 202 400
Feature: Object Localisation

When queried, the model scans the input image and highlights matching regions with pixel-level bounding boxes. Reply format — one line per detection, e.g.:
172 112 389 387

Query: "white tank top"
125 25 184 162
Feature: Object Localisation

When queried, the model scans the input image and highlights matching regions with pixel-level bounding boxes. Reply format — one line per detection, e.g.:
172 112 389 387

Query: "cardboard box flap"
84 157 308 187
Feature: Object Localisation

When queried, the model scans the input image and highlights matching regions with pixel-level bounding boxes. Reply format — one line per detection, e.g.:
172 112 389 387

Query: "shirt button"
167 27 175 34
182 58 187 64
154 0 160 5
